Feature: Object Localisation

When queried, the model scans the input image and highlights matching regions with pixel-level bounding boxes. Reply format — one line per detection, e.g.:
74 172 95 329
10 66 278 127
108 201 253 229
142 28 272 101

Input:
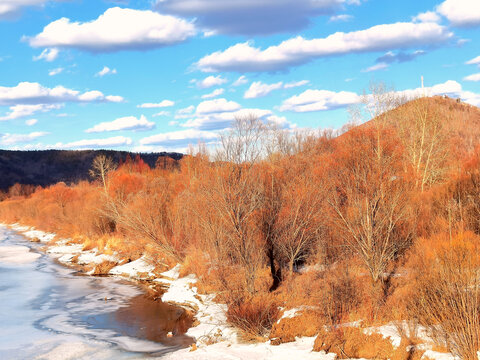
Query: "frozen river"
0 225 192 360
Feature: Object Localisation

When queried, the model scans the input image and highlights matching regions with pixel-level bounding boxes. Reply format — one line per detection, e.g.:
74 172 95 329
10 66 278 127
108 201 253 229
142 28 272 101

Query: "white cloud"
0 82 123 105
183 108 278 131
27 7 196 52
466 55 480 66
362 62 389 72
25 119 38 126
284 80 309 89
196 98 241 114
137 100 175 108
86 115 155 133
155 0 358 36
464 73 480 82
280 89 360 112
0 104 62 120
0 131 48 145
33 48 59 62
140 129 218 147
152 111 170 117
177 105 195 114
56 136 132 149
48 67 63 76
279 80 479 114
0 0 61 19
412 11 441 23
175 105 195 119
197 75 227 89
197 22 452 72
244 81 283 99
232 75 248 86
329 14 353 22
437 0 480 27
201 88 225 99
96 66 117 77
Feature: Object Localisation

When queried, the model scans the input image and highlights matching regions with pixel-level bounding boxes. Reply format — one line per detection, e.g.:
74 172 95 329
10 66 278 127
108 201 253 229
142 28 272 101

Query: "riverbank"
2 223 460 360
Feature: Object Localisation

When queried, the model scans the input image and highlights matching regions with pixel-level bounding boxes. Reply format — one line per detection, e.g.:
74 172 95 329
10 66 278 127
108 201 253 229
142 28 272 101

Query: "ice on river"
0 225 187 359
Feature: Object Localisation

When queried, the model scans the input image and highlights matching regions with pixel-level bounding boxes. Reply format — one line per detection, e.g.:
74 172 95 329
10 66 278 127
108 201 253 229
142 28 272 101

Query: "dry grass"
313 327 394 359
226 293 280 341
269 308 322 344
92 260 118 275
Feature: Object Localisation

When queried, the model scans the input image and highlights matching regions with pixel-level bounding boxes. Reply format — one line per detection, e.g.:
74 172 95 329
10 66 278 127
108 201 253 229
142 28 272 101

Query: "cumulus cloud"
86 115 155 133
140 129 218 147
137 100 175 108
0 103 62 120
464 73 480 82
26 7 196 52
232 75 248 86
33 48 59 62
96 66 117 77
279 80 480 114
201 88 224 99
25 119 38 126
280 89 360 112
155 0 358 36
0 131 48 145
196 98 241 114
412 11 441 23
0 82 123 106
244 81 283 99
197 75 227 89
197 22 452 72
437 0 480 27
182 108 283 131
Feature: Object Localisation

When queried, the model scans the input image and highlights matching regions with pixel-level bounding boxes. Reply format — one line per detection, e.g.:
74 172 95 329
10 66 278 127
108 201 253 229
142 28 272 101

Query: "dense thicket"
2 96 480 358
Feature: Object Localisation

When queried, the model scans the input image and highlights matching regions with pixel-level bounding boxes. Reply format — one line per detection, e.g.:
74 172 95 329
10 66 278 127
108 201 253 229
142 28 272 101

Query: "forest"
2 93 480 359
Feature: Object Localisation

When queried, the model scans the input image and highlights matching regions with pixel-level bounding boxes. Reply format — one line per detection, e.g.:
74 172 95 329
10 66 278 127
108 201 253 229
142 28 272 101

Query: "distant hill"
0 150 183 190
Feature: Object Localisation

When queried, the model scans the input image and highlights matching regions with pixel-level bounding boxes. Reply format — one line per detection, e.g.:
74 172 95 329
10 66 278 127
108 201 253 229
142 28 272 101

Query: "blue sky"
0 0 479 152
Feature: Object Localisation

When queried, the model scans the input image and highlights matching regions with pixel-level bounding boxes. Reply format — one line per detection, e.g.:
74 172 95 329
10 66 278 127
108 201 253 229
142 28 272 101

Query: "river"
0 225 192 360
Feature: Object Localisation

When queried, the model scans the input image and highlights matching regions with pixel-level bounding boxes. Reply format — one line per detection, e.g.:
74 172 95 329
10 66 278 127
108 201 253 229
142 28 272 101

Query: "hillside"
0 150 183 190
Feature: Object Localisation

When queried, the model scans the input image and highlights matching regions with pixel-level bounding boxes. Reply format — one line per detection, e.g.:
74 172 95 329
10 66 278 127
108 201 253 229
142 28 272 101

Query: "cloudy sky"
0 0 479 152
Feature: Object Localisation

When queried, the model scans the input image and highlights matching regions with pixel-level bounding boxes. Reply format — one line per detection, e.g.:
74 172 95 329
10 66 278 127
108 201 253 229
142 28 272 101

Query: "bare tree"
89 154 117 194
329 127 413 286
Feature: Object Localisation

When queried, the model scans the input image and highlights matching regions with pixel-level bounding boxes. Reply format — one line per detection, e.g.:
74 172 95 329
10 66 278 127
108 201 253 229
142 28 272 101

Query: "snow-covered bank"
2 223 463 360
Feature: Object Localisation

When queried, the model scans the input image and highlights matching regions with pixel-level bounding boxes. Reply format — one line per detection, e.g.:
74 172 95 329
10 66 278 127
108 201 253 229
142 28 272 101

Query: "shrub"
226 293 280 341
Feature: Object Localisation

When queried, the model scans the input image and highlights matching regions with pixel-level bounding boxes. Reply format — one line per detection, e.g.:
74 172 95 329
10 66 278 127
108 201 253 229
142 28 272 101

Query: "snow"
422 350 460 360
2 223 465 360
162 336 335 360
109 255 155 279
23 229 56 243
277 306 319 324
160 263 181 279
0 245 41 264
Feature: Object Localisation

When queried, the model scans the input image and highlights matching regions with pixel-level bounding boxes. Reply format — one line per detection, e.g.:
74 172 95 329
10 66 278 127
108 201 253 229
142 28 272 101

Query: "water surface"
0 225 192 359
